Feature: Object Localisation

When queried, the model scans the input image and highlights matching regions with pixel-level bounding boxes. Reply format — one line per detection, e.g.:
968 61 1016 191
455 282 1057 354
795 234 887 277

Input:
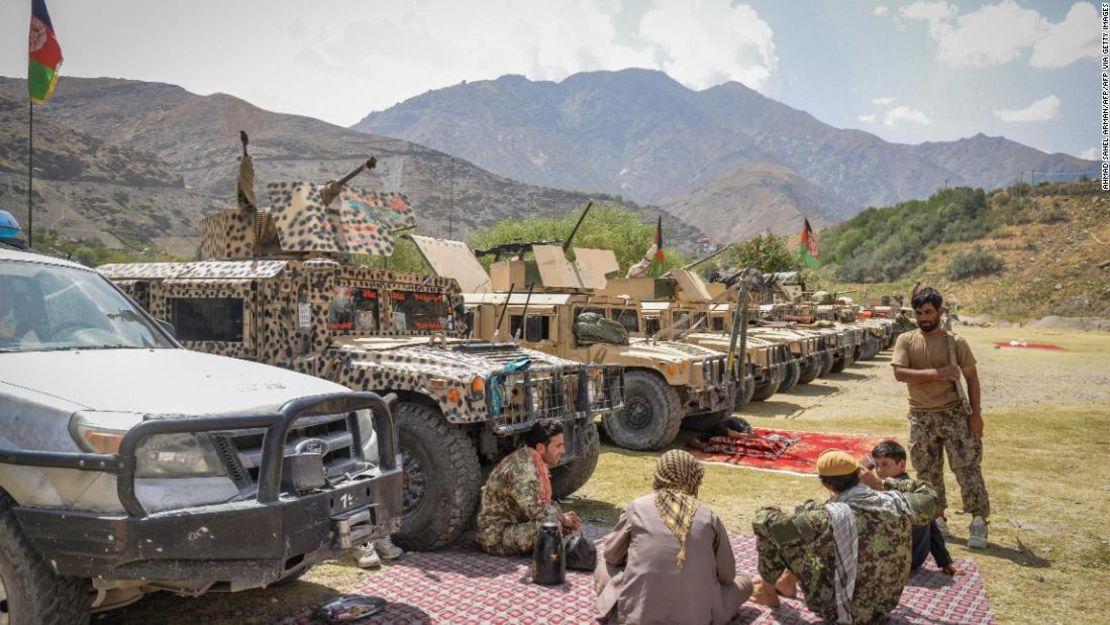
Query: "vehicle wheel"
818 351 836 377
777 360 801 393
682 409 732 433
392 402 481 551
751 379 778 401
0 493 90 625
796 356 821 384
603 371 682 451
551 420 600 499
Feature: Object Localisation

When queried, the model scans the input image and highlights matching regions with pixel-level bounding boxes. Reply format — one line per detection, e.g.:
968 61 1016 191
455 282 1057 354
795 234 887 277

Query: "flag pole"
28 98 34 248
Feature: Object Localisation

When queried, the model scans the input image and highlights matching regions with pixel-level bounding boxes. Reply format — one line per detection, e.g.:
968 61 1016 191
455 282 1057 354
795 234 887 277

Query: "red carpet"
277 527 996 624
690 428 889 475
992 341 1065 350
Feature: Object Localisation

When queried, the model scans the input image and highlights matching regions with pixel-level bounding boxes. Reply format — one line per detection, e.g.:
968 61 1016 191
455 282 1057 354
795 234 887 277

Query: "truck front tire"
604 371 682 451
391 403 481 551
0 493 89 625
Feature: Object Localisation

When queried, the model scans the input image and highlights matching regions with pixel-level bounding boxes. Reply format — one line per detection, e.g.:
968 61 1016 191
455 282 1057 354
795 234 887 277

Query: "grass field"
101 326 1110 625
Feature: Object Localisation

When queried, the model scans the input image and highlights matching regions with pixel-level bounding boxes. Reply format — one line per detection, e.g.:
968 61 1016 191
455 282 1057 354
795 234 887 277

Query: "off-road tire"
777 359 802 393
796 356 822 384
551 420 600 499
818 351 836 377
0 493 89 625
392 402 481 551
604 370 682 450
682 409 731 433
751 379 778 401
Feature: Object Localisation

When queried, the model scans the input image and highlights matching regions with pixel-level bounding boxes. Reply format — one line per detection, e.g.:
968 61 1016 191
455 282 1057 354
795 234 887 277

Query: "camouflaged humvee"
99 152 622 551
410 236 738 451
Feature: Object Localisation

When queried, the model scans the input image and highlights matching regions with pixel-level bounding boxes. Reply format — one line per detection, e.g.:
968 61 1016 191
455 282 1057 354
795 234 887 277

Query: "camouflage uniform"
908 405 990 518
475 446 561 556
752 479 936 625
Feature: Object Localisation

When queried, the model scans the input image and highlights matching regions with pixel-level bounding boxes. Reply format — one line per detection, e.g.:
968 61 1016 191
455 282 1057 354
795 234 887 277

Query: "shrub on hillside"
946 246 1003 281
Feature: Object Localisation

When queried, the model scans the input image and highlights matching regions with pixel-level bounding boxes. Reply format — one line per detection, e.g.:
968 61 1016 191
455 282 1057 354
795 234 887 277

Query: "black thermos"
531 521 566 585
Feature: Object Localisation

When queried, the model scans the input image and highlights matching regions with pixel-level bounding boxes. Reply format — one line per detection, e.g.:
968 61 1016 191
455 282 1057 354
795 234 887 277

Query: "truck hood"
0 349 347 416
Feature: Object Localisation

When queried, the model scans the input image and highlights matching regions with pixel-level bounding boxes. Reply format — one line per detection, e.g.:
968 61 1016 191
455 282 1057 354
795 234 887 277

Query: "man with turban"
594 450 753 624
751 449 937 624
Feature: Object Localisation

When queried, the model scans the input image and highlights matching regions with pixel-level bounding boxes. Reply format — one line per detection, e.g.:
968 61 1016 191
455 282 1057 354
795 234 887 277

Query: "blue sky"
0 1 1098 159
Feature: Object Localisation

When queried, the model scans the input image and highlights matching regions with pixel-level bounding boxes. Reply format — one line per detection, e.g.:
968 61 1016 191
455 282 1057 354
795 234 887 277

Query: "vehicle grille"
212 412 362 492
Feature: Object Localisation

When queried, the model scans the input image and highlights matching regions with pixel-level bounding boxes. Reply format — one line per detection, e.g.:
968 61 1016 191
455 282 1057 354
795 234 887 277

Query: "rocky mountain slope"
0 76 701 256
355 69 1096 242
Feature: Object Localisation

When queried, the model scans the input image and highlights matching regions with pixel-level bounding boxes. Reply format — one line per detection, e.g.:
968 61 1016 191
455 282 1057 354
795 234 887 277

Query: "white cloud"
884 106 931 126
858 114 877 123
1030 3 1100 68
871 96 895 105
1078 147 1098 160
638 0 777 91
874 6 889 17
994 95 1061 122
900 0 1095 69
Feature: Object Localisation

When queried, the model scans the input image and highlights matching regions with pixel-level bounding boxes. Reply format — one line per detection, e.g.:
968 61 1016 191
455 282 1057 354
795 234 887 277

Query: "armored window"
169 297 243 342
328 287 379 333
390 290 450 332
509 315 550 342
609 307 639 333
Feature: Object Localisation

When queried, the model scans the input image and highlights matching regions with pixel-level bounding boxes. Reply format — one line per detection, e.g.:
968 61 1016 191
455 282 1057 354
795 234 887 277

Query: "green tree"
469 205 692 275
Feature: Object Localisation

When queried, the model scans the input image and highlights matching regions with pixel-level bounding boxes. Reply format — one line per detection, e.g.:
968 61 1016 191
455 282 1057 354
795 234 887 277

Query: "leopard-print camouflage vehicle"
99 151 622 551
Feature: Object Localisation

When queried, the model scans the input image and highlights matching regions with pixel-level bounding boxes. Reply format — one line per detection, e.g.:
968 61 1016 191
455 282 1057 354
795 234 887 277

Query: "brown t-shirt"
891 329 976 410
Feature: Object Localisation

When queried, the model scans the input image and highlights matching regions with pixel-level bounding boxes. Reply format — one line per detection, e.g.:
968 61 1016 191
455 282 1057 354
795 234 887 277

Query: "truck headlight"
135 433 226 478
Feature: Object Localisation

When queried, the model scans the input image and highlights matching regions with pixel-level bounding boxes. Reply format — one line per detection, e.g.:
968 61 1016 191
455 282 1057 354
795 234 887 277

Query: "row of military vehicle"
0 142 908 622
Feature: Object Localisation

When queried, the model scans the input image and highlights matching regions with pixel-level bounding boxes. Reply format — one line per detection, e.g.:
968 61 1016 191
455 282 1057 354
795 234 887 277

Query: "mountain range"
0 77 699 256
355 69 1096 242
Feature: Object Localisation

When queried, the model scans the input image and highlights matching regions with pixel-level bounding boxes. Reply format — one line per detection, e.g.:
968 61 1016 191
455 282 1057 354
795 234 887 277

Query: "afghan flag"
650 216 664 273
28 0 63 104
798 217 820 269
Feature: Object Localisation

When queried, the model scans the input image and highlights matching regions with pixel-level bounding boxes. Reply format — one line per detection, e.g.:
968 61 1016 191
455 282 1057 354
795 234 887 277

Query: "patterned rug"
690 428 890 475
277 529 995 625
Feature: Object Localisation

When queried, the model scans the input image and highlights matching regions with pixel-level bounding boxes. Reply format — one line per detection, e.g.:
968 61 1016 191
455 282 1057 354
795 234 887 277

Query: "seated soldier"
594 450 753 625
867 441 958 575
475 422 582 556
688 416 753 451
751 449 937 625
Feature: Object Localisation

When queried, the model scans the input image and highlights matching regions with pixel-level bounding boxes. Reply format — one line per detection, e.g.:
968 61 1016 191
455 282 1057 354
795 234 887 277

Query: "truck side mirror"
156 319 176 339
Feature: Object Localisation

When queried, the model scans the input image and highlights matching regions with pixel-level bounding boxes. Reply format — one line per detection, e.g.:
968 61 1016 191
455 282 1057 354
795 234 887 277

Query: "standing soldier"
751 450 936 624
891 286 989 548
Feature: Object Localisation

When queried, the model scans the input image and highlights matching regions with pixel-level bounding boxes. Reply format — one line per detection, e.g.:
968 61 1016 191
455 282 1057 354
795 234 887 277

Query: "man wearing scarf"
752 450 936 625
594 450 753 625
476 422 582 556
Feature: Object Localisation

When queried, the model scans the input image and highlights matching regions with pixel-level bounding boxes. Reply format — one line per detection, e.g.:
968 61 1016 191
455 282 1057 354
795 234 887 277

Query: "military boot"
968 517 988 549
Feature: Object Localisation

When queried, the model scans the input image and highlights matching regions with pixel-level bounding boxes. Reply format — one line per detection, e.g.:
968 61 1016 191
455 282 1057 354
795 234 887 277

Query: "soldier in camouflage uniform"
752 450 936 625
476 422 582 556
892 286 989 548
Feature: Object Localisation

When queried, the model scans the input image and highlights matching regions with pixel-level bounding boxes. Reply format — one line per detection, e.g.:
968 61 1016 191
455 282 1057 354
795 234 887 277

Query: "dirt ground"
99 326 1110 625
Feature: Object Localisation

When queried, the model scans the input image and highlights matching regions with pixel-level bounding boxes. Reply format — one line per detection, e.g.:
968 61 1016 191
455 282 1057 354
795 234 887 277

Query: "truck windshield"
0 259 173 353
390 290 450 332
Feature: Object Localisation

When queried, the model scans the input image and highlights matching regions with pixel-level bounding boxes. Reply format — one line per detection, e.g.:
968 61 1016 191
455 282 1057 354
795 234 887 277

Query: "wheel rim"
0 565 9 625
621 395 654 431
400 446 427 518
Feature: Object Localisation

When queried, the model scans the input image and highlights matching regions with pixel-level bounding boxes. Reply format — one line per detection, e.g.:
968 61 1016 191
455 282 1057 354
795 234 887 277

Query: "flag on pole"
650 216 664 273
798 217 820 269
28 0 63 104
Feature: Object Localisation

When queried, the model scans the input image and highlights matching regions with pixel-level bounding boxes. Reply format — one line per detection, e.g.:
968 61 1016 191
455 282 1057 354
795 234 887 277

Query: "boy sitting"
868 441 958 575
